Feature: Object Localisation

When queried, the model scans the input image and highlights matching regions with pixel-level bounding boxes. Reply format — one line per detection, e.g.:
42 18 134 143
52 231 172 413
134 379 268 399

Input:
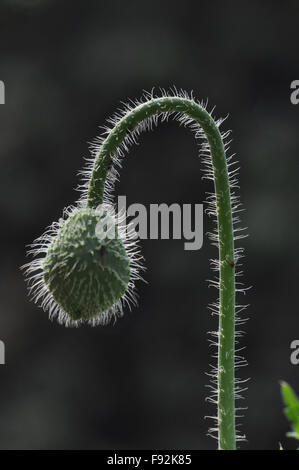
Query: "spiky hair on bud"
23 204 143 327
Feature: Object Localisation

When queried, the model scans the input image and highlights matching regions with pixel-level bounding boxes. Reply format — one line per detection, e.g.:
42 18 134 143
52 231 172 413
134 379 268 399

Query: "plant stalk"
87 96 236 450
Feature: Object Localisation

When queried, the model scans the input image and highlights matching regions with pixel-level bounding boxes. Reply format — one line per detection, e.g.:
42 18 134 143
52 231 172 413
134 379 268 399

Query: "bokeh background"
0 0 298 450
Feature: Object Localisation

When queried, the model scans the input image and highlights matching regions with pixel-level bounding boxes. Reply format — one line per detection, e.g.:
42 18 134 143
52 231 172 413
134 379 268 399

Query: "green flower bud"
23 205 142 326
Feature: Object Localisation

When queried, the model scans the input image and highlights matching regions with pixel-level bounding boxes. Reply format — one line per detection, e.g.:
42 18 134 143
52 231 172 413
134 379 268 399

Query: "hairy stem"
87 96 236 450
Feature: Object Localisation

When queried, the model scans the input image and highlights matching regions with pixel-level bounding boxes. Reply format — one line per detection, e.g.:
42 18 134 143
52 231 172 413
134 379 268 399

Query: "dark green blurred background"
0 0 298 450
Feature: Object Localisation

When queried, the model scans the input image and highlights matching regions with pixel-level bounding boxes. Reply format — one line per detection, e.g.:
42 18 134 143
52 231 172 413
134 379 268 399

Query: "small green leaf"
281 381 299 440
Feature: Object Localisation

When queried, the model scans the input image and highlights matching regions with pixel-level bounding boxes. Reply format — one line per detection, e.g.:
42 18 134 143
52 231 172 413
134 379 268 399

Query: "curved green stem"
87 96 236 450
